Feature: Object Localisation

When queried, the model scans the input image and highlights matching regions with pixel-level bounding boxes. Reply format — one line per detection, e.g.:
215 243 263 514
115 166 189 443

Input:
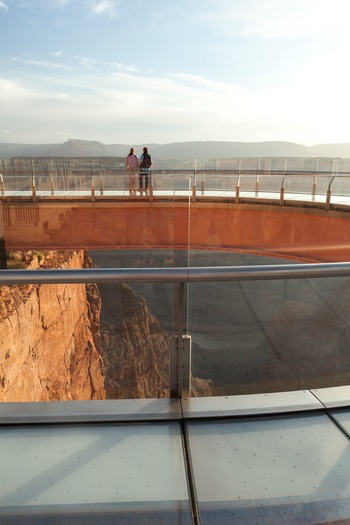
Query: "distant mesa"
1 139 350 160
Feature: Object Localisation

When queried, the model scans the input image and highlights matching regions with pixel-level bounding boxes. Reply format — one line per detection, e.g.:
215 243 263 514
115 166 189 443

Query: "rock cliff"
99 283 169 398
0 250 105 401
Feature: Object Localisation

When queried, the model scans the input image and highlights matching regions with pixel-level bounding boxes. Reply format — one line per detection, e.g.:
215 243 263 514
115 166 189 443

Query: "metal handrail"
1 261 350 285
1 170 350 211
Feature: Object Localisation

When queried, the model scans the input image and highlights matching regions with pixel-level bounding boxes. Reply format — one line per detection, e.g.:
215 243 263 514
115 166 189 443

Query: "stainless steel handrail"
1 261 350 284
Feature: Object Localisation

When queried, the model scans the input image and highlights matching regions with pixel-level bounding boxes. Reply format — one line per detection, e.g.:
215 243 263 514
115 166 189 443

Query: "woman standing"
126 147 138 195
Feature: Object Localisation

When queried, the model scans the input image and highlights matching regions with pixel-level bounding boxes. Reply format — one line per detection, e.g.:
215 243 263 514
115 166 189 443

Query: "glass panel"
48 174 93 193
0 421 192 524
0 267 173 401
256 174 283 193
195 173 238 195
314 157 334 172
312 174 330 195
331 175 350 197
186 252 350 396
1 175 32 194
89 189 181 350
97 170 129 195
187 413 350 524
329 408 350 437
153 170 193 197
284 174 315 194
238 174 257 192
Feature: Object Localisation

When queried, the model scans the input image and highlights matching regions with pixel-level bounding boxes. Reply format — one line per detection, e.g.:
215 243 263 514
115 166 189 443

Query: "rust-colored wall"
2 200 350 262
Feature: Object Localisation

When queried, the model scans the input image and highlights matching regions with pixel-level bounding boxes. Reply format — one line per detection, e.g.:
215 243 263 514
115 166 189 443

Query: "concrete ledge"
0 398 182 424
181 390 323 419
311 385 350 409
1 387 349 425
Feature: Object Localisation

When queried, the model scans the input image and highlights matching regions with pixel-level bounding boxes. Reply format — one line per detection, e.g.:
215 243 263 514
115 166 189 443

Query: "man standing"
138 147 152 195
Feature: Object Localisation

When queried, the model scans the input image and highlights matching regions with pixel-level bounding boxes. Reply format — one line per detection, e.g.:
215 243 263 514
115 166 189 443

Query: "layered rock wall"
99 283 170 399
0 250 105 401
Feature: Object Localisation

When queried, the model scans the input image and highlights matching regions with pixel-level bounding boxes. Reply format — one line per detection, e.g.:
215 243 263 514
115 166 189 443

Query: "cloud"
0 1 8 10
0 68 248 143
5 0 120 13
22 58 73 70
0 78 34 99
194 0 350 40
0 49 349 145
91 0 120 17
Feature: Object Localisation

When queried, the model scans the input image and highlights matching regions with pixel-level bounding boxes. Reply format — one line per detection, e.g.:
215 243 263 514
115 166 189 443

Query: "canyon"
3 247 350 402
0 250 105 401
0 249 212 402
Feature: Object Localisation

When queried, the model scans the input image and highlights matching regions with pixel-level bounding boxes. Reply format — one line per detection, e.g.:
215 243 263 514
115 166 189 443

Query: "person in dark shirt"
138 147 152 195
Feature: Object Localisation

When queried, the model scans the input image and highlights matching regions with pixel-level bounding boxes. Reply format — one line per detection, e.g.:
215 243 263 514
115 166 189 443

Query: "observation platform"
2 169 350 262
2 169 350 523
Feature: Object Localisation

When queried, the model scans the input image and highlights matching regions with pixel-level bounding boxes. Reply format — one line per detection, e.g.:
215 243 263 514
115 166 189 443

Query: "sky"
1 0 350 146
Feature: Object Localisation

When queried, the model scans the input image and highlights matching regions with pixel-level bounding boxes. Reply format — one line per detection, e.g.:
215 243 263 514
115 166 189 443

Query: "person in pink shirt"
126 147 138 195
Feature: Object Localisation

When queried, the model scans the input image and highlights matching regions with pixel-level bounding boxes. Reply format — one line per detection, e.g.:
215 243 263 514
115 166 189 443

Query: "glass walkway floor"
1 392 350 524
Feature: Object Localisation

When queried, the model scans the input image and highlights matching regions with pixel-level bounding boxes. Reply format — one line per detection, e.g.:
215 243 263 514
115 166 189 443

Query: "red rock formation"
0 250 105 401
98 282 214 399
99 283 170 399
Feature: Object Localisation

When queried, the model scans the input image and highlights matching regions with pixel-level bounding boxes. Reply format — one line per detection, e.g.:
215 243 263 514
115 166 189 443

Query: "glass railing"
188 272 350 396
1 262 350 402
1 170 350 209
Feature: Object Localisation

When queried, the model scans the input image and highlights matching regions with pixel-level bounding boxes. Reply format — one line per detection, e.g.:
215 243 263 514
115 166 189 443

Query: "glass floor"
1 397 350 524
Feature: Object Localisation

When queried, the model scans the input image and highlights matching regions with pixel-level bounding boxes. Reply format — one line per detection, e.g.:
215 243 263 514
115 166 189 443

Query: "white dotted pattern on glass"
0 422 189 507
187 413 350 504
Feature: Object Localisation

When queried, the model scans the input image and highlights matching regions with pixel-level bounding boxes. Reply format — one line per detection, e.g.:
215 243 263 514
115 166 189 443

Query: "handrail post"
49 160 54 195
201 173 205 195
235 175 240 204
91 175 95 202
326 176 335 211
170 282 191 398
312 175 316 201
191 172 197 202
149 170 154 202
31 175 36 202
255 172 260 196
0 174 4 196
99 172 103 195
181 335 192 399
280 175 286 206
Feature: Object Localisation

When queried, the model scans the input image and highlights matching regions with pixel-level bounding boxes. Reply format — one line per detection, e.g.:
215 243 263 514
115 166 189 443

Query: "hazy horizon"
1 137 350 147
